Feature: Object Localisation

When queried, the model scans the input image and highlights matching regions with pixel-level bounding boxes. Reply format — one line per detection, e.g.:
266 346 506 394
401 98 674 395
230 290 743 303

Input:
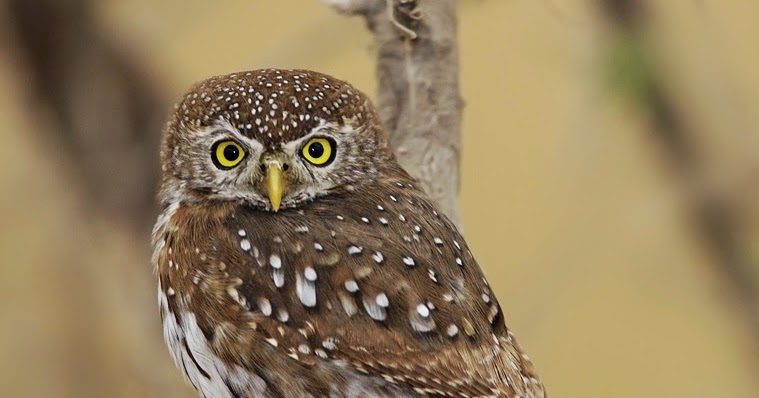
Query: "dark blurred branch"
600 0 759 356
5 1 182 396
8 0 166 234
323 0 463 228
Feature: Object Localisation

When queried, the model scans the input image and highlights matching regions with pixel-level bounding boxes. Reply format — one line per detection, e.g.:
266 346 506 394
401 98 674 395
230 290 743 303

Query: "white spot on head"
433 237 444 246
372 251 384 264
455 257 463 266
447 324 459 337
240 239 251 251
270 254 282 268
403 256 416 267
238 229 246 237
379 217 388 225
347 245 362 255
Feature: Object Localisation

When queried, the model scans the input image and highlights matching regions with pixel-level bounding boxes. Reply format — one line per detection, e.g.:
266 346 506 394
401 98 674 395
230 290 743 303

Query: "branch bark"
324 0 464 228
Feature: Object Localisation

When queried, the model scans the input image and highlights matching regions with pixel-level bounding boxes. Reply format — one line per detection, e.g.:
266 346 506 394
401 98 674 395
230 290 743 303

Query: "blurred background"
1 0 758 397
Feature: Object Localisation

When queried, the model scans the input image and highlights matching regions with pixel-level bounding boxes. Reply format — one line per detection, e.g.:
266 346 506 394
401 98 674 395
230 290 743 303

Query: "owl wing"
164 186 543 397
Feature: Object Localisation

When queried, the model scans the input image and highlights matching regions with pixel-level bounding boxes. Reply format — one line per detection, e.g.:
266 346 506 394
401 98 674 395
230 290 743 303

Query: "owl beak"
265 164 284 212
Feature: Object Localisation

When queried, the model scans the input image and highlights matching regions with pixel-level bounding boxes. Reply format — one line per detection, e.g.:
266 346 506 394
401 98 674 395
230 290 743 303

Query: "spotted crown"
170 69 375 143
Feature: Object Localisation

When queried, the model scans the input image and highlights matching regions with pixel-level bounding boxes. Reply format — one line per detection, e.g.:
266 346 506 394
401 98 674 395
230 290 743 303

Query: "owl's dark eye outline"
211 140 247 170
300 137 336 167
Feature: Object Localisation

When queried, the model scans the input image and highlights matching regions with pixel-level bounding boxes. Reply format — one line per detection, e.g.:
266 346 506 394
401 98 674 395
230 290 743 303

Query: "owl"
152 69 545 398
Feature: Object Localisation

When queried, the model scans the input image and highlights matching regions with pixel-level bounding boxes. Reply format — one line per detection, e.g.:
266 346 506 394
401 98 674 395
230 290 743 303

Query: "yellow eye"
301 137 335 166
212 140 246 169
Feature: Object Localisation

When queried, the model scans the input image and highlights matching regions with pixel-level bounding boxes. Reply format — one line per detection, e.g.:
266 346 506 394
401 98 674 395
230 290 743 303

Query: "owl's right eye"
211 140 247 169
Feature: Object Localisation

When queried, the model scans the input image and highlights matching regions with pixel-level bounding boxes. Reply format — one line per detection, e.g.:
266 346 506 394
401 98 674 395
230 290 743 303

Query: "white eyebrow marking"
277 118 350 155
212 117 265 152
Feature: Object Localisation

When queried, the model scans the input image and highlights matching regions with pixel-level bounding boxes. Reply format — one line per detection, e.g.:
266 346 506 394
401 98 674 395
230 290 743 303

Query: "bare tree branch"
323 0 464 228
5 1 183 396
8 0 166 235
599 0 759 358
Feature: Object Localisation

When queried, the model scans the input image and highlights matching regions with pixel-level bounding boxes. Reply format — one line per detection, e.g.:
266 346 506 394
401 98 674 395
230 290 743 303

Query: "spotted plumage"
153 69 545 398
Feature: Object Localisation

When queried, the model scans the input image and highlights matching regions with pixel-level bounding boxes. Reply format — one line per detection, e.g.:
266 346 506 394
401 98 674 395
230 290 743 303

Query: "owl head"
159 69 395 211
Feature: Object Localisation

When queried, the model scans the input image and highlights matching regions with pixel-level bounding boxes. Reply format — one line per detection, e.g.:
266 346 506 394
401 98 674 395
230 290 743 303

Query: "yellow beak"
265 164 284 212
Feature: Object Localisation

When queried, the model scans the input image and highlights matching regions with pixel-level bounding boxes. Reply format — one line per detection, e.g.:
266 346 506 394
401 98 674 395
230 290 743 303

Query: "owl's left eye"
301 137 336 166
211 140 247 169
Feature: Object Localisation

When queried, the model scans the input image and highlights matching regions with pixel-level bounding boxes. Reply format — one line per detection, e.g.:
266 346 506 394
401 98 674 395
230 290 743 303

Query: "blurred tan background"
2 1 759 397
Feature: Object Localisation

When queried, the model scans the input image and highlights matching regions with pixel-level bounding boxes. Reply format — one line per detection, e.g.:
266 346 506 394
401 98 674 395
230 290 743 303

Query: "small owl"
153 69 544 398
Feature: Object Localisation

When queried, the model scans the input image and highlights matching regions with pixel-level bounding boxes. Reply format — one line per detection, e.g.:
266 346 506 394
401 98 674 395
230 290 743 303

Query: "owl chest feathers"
153 181 542 398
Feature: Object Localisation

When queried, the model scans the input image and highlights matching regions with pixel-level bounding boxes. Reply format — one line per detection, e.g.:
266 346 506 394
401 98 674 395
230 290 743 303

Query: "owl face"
160 69 391 211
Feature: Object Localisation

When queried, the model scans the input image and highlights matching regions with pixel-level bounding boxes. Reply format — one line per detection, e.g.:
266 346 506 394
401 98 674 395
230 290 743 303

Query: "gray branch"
324 0 464 228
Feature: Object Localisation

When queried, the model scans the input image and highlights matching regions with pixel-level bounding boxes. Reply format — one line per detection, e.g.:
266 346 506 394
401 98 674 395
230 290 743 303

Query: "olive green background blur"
2 1 759 397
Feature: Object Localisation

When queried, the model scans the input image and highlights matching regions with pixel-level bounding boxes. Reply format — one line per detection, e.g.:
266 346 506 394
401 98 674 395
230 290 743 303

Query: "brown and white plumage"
153 69 544 398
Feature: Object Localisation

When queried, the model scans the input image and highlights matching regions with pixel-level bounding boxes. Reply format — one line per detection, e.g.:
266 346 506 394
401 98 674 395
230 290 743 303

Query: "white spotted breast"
155 177 543 397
